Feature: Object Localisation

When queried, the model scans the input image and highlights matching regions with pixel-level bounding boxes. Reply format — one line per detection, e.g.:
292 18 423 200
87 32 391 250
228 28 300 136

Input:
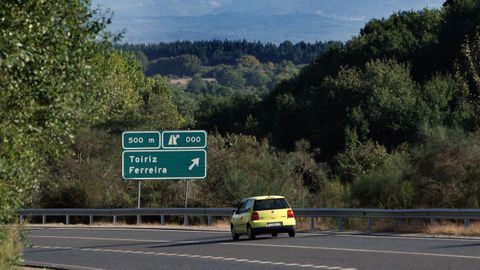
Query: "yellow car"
230 195 296 240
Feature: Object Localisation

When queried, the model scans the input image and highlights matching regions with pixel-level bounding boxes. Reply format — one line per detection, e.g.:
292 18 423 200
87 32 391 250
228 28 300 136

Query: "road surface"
24 227 480 270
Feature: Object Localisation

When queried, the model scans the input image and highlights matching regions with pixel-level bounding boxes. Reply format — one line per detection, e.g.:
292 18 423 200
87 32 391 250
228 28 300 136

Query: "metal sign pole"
136 180 142 224
184 179 189 226
137 180 142 209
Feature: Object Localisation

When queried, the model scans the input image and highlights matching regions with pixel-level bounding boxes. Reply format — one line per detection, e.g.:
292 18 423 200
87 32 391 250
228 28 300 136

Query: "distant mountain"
93 0 444 43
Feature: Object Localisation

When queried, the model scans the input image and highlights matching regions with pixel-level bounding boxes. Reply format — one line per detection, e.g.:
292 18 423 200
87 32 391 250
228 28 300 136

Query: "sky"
92 0 445 43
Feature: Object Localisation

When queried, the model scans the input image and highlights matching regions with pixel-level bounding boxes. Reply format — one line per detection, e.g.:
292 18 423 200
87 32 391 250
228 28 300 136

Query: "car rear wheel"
271 232 278 237
231 225 240 240
247 224 256 240
288 230 295 237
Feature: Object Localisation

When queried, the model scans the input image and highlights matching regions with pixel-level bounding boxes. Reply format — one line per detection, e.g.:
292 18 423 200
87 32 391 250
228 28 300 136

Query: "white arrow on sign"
188 158 200 171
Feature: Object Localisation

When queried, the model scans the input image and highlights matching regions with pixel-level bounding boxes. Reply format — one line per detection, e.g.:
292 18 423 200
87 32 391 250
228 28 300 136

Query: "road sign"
122 131 161 149
122 150 207 180
162 130 207 149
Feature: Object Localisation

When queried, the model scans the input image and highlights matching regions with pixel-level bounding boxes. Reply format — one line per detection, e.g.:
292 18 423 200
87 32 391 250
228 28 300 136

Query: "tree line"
120 40 338 65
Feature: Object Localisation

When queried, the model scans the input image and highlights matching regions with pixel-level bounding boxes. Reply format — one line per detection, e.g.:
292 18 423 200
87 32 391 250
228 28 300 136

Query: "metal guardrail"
18 208 480 231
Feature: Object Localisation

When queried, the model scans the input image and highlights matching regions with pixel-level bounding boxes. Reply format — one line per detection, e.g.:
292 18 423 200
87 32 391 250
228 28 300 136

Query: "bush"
316 180 352 208
0 226 22 270
410 128 480 208
352 152 414 209
197 134 311 207
335 140 388 184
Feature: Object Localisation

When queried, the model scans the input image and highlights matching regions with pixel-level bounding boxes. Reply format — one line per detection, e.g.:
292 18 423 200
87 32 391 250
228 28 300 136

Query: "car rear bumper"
251 225 295 235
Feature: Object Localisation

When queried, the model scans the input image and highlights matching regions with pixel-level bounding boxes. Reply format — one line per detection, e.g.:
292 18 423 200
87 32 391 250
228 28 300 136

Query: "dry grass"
372 219 428 233
26 220 230 231
370 220 480 237
169 78 191 86
0 225 23 270
425 221 480 236
295 217 336 231
169 77 216 87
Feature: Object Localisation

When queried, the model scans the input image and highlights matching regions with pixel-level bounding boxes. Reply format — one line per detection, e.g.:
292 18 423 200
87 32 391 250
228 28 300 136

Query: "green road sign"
162 130 207 149
122 131 161 149
122 150 207 180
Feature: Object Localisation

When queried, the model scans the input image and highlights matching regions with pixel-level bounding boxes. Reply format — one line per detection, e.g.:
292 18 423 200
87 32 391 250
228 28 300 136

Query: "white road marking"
23 260 106 270
30 245 357 270
223 242 480 260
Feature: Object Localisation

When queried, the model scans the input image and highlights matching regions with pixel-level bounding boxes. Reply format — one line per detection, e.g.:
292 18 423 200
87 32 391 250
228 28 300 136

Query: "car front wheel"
288 230 295 237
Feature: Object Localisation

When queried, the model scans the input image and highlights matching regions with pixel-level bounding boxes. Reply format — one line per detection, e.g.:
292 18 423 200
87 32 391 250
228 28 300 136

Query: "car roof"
244 195 285 200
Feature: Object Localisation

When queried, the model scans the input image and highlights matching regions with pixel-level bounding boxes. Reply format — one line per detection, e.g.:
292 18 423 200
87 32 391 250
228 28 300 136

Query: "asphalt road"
24 227 480 270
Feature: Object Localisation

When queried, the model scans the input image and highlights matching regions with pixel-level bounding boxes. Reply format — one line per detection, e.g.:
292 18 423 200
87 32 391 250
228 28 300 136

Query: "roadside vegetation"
2 0 480 267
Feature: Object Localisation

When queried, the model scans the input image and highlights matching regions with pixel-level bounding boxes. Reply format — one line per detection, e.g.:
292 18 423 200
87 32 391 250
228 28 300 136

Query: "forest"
120 40 338 65
1 0 480 267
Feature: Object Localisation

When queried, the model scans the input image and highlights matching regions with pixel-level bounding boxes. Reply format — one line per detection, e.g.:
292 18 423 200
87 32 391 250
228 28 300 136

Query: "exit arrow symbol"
188 158 200 171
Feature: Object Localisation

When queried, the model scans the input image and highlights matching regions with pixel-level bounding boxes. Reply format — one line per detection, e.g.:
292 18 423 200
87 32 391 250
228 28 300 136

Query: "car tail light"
287 209 294 218
251 211 259 220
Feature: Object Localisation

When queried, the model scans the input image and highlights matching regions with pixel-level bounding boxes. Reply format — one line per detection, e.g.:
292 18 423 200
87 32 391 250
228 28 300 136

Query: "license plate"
266 222 282 227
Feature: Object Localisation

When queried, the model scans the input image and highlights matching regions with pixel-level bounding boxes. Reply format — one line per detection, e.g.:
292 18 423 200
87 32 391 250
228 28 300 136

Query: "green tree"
0 0 111 266
195 93 260 134
187 74 207 94
244 70 271 88
133 50 149 71
146 54 203 76
335 140 389 184
456 30 480 118
215 67 246 88
439 0 480 73
419 74 473 128
100 50 144 121
0 0 110 218
236 55 260 68
139 76 185 130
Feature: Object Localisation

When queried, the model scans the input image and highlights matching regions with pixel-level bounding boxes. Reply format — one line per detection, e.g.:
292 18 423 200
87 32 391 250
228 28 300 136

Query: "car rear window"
253 198 289 211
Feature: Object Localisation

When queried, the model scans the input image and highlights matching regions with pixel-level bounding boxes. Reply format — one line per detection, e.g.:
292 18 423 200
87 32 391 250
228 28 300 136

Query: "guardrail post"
161 215 165 225
367 218 373 234
184 215 189 226
42 215 46 225
430 218 436 226
395 219 403 229
310 217 315 230
89 215 93 225
113 215 117 225
208 215 212 226
66 215 70 225
464 219 470 229
338 217 344 231
19 215 24 224
137 215 141 225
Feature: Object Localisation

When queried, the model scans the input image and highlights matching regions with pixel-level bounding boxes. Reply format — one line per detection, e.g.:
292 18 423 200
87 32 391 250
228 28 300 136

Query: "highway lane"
24 227 480 270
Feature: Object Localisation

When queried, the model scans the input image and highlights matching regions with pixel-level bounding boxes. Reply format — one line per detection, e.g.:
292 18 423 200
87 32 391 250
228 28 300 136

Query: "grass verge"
0 225 23 270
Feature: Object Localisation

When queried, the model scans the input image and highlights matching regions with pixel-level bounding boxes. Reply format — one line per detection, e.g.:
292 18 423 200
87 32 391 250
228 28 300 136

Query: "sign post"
122 130 207 225
184 180 189 226
137 181 142 209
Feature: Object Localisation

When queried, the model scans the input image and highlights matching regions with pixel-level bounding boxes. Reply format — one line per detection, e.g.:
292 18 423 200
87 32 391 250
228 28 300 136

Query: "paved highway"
24 227 480 270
